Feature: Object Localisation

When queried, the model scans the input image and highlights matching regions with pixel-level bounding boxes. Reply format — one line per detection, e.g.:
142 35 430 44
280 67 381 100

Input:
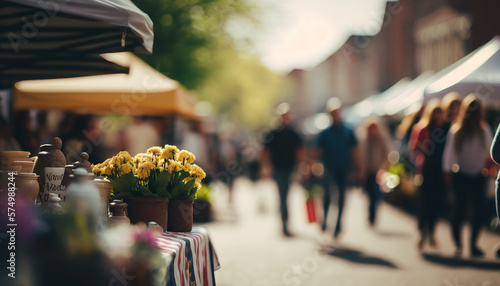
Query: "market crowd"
260 93 500 258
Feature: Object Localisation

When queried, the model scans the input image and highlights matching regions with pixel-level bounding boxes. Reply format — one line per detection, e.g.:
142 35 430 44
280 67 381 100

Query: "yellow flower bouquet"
92 145 206 200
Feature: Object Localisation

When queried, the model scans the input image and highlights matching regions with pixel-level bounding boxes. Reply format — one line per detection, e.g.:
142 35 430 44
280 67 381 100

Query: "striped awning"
0 0 153 87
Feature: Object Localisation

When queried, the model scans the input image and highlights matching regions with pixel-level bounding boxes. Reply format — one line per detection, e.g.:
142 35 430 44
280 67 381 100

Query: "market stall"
424 36 500 105
1 0 154 87
13 52 198 119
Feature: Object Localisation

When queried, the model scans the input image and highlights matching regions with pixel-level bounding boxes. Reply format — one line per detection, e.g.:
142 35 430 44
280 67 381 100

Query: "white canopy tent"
424 36 500 105
383 71 435 116
343 77 411 125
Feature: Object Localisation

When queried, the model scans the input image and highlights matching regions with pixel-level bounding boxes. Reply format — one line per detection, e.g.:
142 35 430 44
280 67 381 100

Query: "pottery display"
93 176 113 215
66 168 106 230
14 172 39 203
108 200 131 227
13 160 35 173
73 152 93 174
167 199 194 232
61 164 74 189
0 151 30 165
33 137 67 203
43 193 64 215
124 197 169 230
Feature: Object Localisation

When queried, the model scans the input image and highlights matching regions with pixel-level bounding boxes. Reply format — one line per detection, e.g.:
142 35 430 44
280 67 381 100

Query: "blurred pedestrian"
443 94 492 257
314 98 363 238
409 99 446 250
395 104 426 174
261 103 304 237
361 119 391 227
441 92 462 132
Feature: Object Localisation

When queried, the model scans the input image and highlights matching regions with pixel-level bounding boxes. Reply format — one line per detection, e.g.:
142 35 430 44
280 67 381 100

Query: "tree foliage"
133 0 286 128
133 0 253 90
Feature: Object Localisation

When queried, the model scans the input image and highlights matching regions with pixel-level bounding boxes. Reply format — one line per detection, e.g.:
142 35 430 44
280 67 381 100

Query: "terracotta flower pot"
124 197 169 230
167 199 193 232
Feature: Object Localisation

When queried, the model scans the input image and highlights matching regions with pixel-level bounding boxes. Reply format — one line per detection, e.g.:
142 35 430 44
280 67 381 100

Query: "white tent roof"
383 71 434 116
424 36 500 104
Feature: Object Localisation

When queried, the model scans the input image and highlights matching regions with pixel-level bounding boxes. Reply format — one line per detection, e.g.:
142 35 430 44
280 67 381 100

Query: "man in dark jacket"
261 103 304 237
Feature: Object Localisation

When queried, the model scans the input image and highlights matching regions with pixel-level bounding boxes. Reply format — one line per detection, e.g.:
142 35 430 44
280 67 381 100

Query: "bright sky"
228 0 390 72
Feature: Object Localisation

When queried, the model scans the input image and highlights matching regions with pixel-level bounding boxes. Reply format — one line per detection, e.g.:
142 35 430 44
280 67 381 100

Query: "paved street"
201 178 500 286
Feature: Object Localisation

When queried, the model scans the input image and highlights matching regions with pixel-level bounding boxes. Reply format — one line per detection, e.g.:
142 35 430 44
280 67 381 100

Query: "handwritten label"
43 167 65 202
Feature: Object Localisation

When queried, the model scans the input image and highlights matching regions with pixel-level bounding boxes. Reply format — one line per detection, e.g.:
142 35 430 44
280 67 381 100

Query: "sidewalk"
201 177 500 286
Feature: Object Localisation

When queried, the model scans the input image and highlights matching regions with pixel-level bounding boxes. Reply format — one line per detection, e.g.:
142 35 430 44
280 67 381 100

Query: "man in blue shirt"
315 98 363 238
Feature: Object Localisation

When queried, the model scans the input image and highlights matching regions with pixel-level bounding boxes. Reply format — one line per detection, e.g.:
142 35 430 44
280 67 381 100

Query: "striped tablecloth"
157 226 220 286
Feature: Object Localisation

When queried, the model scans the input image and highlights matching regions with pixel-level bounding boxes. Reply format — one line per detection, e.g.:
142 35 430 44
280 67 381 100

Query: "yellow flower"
167 160 183 173
134 153 155 165
158 158 167 168
120 163 133 174
110 156 122 167
137 162 154 179
178 150 195 164
183 163 192 173
147 146 162 156
189 164 206 181
162 145 179 160
195 182 202 190
117 151 133 163
102 165 113 176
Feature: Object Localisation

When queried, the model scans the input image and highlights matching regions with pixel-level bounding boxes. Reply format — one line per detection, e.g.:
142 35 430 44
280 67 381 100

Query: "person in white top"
442 94 493 257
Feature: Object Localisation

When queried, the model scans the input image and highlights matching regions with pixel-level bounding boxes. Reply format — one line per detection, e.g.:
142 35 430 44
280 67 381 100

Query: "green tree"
133 0 286 128
133 0 253 90
196 43 286 129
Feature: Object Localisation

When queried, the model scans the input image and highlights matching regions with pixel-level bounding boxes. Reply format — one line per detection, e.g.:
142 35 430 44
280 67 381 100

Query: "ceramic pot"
0 151 30 166
33 137 67 204
66 168 105 230
167 199 193 232
61 164 74 189
14 173 39 203
124 197 169 230
13 160 35 173
108 200 130 227
73 152 93 173
93 176 113 215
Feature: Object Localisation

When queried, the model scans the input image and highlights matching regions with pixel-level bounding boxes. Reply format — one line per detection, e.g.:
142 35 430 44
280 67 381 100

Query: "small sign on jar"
42 167 66 202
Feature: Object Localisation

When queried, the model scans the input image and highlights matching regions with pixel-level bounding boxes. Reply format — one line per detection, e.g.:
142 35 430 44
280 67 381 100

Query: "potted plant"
92 145 206 231
166 149 206 232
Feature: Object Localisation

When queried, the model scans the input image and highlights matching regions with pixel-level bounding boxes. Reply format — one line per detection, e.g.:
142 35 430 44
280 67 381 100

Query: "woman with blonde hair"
443 94 493 257
409 99 447 250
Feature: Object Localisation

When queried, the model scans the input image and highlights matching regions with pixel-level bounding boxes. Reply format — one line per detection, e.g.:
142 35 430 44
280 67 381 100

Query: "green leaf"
178 170 191 181
154 185 171 198
139 185 157 197
187 186 198 200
